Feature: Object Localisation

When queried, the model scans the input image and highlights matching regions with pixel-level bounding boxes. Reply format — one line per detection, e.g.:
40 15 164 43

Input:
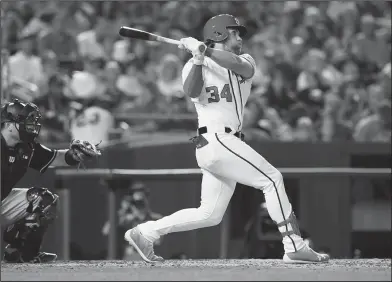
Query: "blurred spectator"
292 116 318 142
8 29 43 84
263 61 298 119
115 59 155 113
264 107 294 141
76 16 115 60
112 39 134 64
37 50 63 96
34 74 72 143
125 2 161 27
7 28 43 100
17 2 36 25
255 119 274 141
100 60 123 108
68 54 115 145
333 2 359 48
3 1 390 144
37 9 79 72
380 62 391 100
320 91 351 142
367 84 388 115
334 61 368 129
287 36 307 65
68 53 107 102
21 5 57 41
243 102 276 142
173 2 205 37
242 94 272 142
102 181 163 260
297 48 341 94
302 6 333 49
1 49 10 100
70 105 115 146
1 4 25 54
353 100 391 142
156 54 185 101
69 70 99 101
352 14 390 68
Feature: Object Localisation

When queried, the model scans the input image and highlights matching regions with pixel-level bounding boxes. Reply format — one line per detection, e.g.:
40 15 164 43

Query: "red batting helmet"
203 14 247 43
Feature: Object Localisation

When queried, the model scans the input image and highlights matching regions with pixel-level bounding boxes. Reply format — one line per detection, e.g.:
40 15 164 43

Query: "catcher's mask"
203 14 247 45
1 99 42 143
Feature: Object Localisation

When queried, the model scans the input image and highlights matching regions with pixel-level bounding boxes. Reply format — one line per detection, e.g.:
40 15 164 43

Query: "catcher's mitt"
69 139 102 169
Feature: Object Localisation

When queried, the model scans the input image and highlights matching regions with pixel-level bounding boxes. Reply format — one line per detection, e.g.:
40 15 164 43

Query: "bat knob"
199 44 206 53
119 26 127 37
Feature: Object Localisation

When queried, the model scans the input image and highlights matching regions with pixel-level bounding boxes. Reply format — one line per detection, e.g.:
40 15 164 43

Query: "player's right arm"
182 60 204 99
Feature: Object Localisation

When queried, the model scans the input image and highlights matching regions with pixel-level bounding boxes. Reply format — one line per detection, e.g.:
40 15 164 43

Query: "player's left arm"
30 140 101 172
204 48 256 79
48 149 72 167
29 144 68 173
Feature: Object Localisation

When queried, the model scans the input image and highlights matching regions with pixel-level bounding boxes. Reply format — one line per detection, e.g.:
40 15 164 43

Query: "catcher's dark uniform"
1 99 101 263
1 135 57 201
1 134 59 221
1 135 61 263
1 100 60 263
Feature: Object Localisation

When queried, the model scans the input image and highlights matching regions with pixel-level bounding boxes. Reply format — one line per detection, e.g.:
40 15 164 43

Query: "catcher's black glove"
68 139 102 169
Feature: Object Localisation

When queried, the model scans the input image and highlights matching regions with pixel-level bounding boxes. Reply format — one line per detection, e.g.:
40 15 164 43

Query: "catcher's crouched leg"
3 187 59 263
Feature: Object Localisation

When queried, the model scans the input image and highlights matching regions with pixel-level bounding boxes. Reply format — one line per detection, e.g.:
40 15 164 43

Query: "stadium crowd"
1 1 391 144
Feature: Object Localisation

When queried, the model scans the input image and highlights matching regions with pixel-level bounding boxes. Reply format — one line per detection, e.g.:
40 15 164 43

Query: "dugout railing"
54 167 391 261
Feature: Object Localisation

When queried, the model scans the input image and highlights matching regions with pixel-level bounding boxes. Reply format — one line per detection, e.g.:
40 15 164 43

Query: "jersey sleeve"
240 53 257 79
29 143 57 173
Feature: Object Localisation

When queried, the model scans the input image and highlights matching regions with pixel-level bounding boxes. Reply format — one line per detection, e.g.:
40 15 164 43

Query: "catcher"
1 99 101 263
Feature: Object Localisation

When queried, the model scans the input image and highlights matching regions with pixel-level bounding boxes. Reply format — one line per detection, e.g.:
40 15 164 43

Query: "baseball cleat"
283 244 330 264
29 252 58 263
3 245 57 263
124 227 164 263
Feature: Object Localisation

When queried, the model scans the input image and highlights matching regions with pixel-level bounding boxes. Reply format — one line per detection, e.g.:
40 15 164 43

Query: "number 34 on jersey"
206 84 233 103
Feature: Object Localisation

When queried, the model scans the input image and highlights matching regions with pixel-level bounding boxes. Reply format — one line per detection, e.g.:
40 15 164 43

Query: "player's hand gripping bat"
119 26 206 53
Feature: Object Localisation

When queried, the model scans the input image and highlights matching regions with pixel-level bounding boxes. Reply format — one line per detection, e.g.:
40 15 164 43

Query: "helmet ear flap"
205 39 215 48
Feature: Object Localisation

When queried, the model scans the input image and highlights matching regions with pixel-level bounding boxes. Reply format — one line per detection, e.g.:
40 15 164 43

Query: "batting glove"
179 37 206 56
192 54 205 65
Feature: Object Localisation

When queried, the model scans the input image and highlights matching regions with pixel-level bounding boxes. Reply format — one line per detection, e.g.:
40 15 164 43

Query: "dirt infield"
1 259 391 281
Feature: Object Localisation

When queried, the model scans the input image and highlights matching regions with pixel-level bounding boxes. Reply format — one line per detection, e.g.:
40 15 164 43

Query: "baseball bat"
119 26 206 52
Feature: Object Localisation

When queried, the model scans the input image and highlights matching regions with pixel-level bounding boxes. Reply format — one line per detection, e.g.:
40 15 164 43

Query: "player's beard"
231 44 242 55
230 40 242 55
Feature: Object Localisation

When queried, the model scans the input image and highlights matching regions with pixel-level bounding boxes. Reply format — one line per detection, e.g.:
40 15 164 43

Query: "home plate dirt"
1 259 391 281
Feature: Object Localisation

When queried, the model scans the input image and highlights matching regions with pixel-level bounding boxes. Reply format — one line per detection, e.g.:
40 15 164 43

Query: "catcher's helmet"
203 14 247 43
1 99 42 142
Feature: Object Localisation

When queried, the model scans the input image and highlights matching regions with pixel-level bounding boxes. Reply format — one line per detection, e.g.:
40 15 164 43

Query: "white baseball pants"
1 188 40 227
138 130 305 253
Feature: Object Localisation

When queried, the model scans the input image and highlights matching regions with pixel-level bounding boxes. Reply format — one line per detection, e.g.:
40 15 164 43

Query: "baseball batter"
125 14 329 264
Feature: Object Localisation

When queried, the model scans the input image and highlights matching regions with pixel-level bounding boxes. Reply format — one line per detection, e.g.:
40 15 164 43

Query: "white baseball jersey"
137 53 306 256
70 106 115 145
182 54 256 131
